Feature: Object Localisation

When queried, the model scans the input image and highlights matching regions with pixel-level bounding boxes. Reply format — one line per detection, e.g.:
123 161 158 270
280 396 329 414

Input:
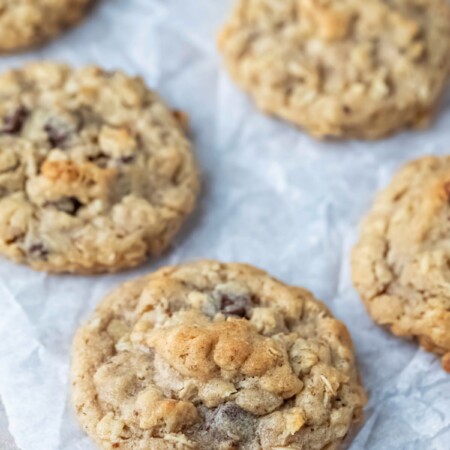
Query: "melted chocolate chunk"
211 403 255 442
44 112 82 149
119 155 135 164
88 152 109 168
28 243 49 260
44 124 69 149
219 293 253 318
45 197 83 215
219 403 246 420
1 107 28 134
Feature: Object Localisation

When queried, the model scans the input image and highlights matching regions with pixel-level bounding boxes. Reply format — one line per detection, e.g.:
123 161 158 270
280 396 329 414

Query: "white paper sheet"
0 1 449 449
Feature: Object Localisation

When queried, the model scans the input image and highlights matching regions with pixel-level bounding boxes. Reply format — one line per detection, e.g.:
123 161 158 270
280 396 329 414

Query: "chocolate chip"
219 293 253 318
44 113 82 149
119 155 135 164
45 197 83 215
211 403 255 441
219 403 246 420
88 152 109 168
343 105 352 114
28 243 49 259
44 124 69 149
1 107 28 134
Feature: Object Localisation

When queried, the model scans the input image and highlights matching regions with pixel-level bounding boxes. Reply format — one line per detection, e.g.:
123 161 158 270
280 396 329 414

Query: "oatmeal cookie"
0 0 93 52
352 156 450 372
0 62 199 273
72 260 366 449
218 0 450 139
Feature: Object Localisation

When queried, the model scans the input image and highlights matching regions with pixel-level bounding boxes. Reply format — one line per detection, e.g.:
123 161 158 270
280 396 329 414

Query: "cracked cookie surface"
352 156 450 372
0 0 93 52
218 0 450 140
72 260 366 449
0 62 199 273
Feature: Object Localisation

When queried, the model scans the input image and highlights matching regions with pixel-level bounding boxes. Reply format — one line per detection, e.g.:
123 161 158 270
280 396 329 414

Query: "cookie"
218 0 450 140
0 62 199 273
352 156 450 372
0 0 93 52
72 260 366 450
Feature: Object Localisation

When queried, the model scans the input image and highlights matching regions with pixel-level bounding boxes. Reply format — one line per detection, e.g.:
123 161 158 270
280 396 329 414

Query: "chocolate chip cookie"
218 0 450 140
0 0 93 52
72 260 366 449
0 62 199 273
352 156 450 372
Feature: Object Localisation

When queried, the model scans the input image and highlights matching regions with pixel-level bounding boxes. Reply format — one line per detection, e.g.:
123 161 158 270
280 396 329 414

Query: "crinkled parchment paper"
0 1 449 449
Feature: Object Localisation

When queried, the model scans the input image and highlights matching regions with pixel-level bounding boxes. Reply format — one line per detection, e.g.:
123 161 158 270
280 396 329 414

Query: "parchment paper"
0 1 449 449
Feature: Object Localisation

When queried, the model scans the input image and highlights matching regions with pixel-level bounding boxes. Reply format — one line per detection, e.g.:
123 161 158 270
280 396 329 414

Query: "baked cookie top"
0 0 92 52
72 261 366 450
218 0 450 140
352 156 450 371
0 62 199 273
